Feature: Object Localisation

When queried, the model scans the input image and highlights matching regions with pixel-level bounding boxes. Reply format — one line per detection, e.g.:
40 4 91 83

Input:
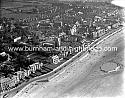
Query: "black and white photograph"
0 0 125 98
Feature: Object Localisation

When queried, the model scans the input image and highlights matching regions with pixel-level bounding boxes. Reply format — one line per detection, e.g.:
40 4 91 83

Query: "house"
16 71 25 80
52 55 60 64
92 31 98 39
0 75 19 92
42 41 55 48
23 69 31 77
0 77 11 91
93 29 105 38
112 22 120 28
14 36 21 42
70 21 80 35
9 75 19 87
29 62 43 73
61 35 83 43
37 22 52 30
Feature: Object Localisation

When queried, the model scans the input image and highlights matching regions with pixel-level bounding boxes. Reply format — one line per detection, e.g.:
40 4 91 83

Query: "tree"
0 62 15 77
14 55 35 70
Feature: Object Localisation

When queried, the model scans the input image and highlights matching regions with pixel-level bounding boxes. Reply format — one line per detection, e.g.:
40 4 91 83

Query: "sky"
111 0 125 8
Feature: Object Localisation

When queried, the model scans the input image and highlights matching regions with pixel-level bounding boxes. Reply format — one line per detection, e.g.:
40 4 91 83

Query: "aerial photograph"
0 0 124 98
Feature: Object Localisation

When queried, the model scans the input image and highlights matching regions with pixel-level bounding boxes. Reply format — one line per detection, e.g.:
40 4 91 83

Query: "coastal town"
0 0 123 95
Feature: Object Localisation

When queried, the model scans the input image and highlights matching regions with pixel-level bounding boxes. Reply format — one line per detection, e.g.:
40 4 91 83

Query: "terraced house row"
0 62 43 92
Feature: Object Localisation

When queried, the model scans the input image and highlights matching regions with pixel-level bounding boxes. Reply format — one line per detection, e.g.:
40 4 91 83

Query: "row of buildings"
0 53 67 92
92 21 121 39
0 62 43 92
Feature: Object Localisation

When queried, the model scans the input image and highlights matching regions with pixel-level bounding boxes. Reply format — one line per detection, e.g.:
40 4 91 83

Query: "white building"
1 77 10 91
112 22 120 28
52 55 60 64
14 36 21 42
29 62 43 73
16 71 25 80
0 75 18 92
70 21 80 35
23 69 31 77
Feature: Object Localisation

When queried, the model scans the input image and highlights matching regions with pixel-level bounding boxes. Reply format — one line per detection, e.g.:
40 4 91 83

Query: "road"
12 27 124 98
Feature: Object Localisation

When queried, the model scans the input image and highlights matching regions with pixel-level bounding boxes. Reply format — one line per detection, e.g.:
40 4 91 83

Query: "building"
1 77 11 91
52 55 60 64
70 24 77 35
94 16 102 22
42 41 55 48
29 62 43 73
62 35 83 43
70 21 80 35
9 75 18 88
62 51 69 58
54 37 61 47
92 31 98 38
16 71 25 80
112 22 120 28
0 75 19 92
23 69 31 77
14 36 21 42
0 62 44 92
97 29 105 37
